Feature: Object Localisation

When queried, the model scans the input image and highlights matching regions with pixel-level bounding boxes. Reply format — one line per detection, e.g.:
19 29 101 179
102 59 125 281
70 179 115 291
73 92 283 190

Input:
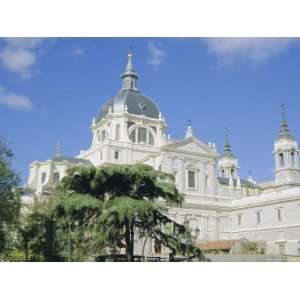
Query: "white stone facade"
23 53 300 256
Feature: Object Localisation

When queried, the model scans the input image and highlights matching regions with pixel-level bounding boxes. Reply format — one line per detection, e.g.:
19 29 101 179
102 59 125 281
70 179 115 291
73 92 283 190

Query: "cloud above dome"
205 38 296 65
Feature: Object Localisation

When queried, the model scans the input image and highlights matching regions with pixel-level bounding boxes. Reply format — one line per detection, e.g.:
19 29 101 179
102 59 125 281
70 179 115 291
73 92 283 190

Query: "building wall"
24 111 300 256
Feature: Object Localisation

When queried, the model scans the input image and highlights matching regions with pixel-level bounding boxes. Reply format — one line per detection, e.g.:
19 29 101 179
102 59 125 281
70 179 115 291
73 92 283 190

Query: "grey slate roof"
53 156 92 165
221 129 236 159
96 89 160 123
217 177 258 188
96 52 160 123
277 110 294 141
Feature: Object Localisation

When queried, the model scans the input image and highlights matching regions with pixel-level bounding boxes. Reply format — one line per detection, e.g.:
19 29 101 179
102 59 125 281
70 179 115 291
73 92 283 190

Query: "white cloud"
0 38 47 78
4 38 45 49
71 47 84 56
147 41 166 67
0 47 36 77
0 86 34 111
205 38 295 65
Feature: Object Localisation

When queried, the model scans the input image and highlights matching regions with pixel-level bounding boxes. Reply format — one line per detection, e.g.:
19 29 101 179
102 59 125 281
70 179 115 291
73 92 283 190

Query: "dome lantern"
121 51 139 91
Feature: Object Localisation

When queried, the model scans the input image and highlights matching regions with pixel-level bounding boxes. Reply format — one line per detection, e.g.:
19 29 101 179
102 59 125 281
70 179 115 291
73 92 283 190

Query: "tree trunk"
24 237 29 262
125 218 133 262
130 223 134 261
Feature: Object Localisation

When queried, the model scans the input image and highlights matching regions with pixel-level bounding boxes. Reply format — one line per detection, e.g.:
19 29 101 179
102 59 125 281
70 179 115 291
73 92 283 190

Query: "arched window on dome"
138 127 147 144
129 130 136 143
129 126 155 146
115 124 120 141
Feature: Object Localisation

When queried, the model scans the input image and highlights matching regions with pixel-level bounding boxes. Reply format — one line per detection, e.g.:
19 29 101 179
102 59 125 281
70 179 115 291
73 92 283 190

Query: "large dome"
96 89 160 123
96 52 160 123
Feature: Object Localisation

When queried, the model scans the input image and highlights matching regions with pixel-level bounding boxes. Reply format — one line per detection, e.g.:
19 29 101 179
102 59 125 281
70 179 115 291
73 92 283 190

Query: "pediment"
163 137 216 157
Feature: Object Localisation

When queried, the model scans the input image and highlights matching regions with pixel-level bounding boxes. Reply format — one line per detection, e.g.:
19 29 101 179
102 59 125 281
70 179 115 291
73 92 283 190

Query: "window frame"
187 169 197 189
237 214 242 226
256 210 262 225
279 152 284 167
291 150 295 167
41 172 47 184
115 124 121 141
114 150 120 160
53 171 60 184
276 207 283 222
128 125 156 146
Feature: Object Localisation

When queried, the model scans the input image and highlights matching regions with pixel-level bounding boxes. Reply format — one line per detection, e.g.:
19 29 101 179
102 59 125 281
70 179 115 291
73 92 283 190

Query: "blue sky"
1 37 300 184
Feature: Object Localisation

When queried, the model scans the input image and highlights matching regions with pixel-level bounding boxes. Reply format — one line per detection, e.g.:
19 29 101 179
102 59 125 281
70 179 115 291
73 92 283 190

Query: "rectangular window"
188 170 196 188
279 243 285 255
114 150 119 160
276 208 282 222
256 211 261 224
238 214 242 226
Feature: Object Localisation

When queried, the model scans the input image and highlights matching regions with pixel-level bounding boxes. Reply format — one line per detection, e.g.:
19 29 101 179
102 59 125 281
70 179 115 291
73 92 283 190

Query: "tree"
54 164 204 262
0 138 21 255
50 190 103 261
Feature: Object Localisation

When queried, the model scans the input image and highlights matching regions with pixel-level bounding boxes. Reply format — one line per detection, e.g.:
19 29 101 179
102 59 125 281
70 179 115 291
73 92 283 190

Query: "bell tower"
274 106 300 186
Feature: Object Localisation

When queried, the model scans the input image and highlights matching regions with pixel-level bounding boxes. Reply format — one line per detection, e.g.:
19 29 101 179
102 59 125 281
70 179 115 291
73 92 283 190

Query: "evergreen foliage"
50 164 204 261
0 138 21 256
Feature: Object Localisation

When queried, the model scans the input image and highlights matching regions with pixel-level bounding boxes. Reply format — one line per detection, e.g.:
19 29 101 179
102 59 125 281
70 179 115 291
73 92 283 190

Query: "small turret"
218 128 239 180
274 105 300 185
185 120 193 138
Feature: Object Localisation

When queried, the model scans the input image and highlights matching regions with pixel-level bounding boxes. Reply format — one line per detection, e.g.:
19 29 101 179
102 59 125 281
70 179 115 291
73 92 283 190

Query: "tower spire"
185 120 193 138
121 50 138 91
278 104 294 140
222 127 235 158
55 141 62 158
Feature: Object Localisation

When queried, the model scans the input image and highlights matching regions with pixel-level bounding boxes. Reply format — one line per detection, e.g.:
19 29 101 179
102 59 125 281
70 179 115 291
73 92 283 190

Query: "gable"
177 142 210 154
163 137 217 158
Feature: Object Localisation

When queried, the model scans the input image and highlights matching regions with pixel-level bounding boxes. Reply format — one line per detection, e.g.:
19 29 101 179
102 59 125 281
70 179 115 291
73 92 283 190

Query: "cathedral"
23 52 300 256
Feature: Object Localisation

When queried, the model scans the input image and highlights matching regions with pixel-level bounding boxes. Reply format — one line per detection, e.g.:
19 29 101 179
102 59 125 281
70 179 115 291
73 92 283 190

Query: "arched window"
138 127 147 144
101 130 106 142
115 124 120 140
291 151 295 167
129 126 155 146
279 153 284 167
221 169 225 177
41 172 47 184
129 130 136 143
53 172 60 184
